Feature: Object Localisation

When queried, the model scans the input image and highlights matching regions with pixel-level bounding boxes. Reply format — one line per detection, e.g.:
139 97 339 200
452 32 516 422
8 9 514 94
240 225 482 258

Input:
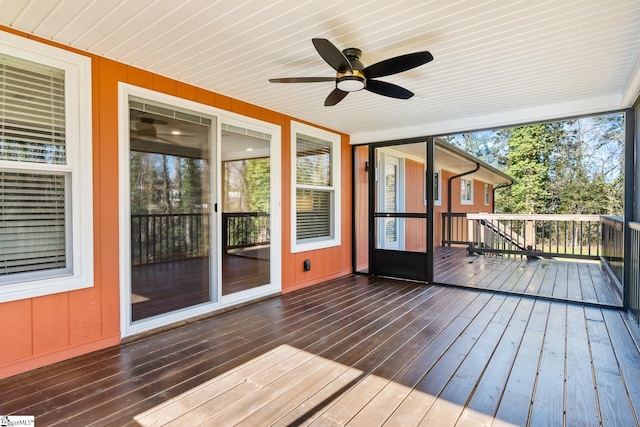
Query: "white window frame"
291 121 341 253
461 178 474 205
484 183 491 205
0 31 93 302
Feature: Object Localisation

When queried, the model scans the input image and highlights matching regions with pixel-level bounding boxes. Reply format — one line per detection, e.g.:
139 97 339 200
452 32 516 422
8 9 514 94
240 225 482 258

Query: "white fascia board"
350 94 623 144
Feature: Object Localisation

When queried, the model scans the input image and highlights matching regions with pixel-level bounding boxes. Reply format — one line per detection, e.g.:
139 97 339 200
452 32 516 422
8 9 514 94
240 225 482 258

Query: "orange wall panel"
68 288 102 345
32 293 69 355
0 300 32 364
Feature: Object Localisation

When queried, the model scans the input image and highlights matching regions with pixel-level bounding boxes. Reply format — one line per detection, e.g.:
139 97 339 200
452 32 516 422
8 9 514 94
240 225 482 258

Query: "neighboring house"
352 140 512 276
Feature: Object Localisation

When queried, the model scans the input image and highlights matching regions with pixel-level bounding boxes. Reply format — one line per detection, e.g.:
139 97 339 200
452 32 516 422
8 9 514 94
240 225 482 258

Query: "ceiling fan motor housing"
337 48 366 91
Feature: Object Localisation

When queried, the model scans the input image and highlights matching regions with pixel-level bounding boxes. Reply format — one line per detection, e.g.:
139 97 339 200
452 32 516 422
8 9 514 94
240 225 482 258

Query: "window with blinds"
1 52 72 286
0 30 93 302
291 122 341 252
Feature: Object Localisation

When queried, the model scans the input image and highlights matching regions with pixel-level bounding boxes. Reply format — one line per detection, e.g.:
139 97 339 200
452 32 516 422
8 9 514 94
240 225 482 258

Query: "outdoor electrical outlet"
303 260 311 272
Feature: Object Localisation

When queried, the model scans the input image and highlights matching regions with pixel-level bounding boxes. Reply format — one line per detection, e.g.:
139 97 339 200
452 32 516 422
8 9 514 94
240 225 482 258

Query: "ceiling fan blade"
312 38 353 73
366 80 414 99
325 88 348 106
363 51 433 79
269 77 335 83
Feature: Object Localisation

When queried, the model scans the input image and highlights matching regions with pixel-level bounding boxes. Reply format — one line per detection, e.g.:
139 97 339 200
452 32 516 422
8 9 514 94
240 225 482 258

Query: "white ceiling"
2 0 640 144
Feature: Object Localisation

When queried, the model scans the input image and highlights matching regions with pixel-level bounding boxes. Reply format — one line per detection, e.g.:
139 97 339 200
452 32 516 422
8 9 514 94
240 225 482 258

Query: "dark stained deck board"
5 276 396 420
80 277 421 425
456 298 535 426
435 247 621 307
0 275 375 413
493 299 550 426
0 275 638 427
418 296 524 425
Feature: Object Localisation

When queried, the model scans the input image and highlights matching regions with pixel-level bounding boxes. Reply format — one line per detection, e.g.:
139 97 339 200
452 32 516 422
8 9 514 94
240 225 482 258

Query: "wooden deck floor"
434 246 622 307
1 275 639 426
131 252 271 320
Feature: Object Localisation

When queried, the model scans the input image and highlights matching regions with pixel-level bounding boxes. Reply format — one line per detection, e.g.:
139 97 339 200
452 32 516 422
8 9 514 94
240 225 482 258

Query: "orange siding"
0 26 351 379
354 146 369 271
405 159 427 251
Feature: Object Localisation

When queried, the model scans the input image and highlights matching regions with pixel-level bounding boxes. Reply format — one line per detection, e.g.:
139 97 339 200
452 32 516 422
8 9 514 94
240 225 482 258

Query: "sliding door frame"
118 84 281 338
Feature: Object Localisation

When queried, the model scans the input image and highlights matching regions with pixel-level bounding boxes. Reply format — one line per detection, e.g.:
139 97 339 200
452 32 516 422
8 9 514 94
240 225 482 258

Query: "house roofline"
434 137 514 184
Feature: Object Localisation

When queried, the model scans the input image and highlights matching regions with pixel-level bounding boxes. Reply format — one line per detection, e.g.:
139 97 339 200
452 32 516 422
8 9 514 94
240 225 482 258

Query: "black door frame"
361 137 435 282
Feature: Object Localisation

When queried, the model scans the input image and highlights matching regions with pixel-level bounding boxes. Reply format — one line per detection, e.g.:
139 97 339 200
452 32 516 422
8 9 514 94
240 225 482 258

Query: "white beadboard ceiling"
2 0 640 143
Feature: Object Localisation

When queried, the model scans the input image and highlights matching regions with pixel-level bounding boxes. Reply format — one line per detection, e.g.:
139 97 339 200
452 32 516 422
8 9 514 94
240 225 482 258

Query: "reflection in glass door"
221 124 271 295
378 154 402 250
129 99 214 322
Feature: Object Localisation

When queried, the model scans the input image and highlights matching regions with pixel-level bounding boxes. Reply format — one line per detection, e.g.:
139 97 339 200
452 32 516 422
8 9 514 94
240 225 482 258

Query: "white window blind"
296 189 331 240
0 53 70 282
296 135 331 186
0 172 67 276
295 135 333 242
0 56 66 164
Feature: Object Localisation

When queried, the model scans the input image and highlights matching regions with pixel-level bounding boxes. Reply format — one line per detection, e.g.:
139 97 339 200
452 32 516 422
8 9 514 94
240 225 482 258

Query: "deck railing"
442 213 602 259
131 211 270 266
222 212 270 250
601 216 624 287
629 221 640 327
131 213 210 265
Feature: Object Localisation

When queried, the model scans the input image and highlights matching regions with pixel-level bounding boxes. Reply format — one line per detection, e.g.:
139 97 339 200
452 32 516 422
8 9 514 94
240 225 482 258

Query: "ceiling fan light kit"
336 73 366 92
269 38 433 106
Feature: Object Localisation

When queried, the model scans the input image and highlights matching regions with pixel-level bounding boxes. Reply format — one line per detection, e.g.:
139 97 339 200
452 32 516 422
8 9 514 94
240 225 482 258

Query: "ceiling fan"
269 38 433 106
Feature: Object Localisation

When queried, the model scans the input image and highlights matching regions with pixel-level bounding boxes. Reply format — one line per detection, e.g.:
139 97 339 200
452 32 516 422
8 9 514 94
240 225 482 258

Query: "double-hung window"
291 121 340 252
0 32 93 302
461 178 473 204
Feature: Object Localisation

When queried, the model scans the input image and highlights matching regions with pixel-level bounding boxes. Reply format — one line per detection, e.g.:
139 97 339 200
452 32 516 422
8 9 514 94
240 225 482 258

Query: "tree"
496 123 564 214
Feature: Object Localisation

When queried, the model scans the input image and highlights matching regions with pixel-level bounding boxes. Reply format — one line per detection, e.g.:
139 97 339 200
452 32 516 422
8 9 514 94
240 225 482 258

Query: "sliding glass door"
120 86 281 337
221 123 272 296
128 97 215 323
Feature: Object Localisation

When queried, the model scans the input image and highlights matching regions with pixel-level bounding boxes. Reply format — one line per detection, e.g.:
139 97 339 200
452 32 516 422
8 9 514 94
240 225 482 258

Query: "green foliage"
223 158 270 213
497 124 560 214
445 113 625 216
